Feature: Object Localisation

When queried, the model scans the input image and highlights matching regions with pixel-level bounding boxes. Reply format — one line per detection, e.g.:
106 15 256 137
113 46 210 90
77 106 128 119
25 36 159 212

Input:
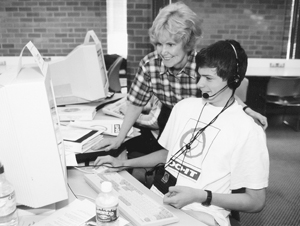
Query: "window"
288 0 300 58
106 0 127 59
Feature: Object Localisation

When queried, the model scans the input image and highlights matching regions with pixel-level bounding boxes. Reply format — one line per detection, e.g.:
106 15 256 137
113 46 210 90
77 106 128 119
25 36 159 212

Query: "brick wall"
181 0 290 58
127 0 291 83
0 0 292 84
0 0 106 56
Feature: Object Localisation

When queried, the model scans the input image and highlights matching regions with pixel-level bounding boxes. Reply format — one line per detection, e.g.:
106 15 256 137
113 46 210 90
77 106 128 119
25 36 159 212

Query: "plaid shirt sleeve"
136 96 161 129
127 54 154 107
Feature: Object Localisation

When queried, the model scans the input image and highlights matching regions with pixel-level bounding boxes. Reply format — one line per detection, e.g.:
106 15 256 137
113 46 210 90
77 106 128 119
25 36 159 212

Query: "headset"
202 41 241 99
227 41 241 89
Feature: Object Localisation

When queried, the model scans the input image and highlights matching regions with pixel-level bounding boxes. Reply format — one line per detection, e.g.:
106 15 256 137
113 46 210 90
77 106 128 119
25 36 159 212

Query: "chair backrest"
107 56 123 93
235 77 249 102
266 77 300 97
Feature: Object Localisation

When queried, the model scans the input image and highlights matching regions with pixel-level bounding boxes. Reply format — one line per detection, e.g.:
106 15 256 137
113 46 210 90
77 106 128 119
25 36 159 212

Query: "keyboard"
84 172 179 226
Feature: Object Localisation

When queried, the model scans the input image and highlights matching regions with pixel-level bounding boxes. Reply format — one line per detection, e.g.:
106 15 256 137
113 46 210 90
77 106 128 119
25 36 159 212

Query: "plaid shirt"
128 50 201 109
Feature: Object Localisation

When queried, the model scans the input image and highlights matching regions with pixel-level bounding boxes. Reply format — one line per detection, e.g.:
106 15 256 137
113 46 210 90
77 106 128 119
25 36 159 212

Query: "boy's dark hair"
196 40 248 89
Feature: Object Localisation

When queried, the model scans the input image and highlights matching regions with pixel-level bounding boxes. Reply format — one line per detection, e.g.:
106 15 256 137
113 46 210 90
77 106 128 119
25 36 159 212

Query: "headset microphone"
202 84 229 99
202 93 209 99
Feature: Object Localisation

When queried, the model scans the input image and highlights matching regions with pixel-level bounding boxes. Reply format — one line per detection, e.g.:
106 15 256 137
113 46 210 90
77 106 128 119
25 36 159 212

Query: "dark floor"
240 111 300 226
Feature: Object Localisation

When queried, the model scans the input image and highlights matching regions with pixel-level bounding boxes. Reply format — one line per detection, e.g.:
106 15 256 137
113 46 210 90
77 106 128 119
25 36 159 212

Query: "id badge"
153 166 177 194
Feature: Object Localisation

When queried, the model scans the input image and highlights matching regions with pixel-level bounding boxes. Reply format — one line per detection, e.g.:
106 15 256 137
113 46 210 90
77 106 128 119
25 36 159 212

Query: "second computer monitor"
49 42 109 106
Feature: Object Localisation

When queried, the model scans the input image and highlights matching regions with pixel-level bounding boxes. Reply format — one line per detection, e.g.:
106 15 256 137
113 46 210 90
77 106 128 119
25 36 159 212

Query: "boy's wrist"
202 190 212 206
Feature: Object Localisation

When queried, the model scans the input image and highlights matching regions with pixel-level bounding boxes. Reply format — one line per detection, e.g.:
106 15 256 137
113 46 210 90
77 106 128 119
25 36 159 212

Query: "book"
60 125 104 153
57 105 96 121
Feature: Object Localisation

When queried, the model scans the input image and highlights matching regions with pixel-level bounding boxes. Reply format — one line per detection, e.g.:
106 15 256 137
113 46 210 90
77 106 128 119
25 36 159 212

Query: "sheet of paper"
18 199 131 226
18 205 56 226
21 41 48 77
19 215 48 226
65 152 78 166
35 199 95 226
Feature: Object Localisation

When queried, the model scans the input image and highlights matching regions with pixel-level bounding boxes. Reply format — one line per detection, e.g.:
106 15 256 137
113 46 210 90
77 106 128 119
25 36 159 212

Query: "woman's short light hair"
149 2 203 52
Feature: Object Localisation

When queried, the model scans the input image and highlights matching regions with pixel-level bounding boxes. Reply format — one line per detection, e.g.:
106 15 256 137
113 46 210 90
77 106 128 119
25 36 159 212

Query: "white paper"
18 198 130 226
18 205 56 226
34 199 95 226
65 152 79 166
25 41 48 76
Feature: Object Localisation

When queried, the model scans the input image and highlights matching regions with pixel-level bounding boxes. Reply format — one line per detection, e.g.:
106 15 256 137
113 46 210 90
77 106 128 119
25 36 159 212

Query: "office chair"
107 56 123 93
235 77 249 102
264 76 300 131
230 215 241 226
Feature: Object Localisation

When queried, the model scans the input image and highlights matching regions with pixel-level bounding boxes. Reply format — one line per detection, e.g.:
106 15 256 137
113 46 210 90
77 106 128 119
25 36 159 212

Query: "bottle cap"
101 181 112 193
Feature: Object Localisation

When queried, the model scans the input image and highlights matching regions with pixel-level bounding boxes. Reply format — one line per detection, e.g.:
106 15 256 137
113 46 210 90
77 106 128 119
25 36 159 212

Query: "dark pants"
126 104 172 157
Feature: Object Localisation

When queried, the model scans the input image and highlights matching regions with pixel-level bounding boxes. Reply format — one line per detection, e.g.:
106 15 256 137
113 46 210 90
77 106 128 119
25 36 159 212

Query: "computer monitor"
49 38 109 106
0 63 68 208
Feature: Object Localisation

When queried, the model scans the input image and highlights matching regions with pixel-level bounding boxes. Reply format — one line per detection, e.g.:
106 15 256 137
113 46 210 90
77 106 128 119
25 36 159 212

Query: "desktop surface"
67 168 207 226
84 172 179 226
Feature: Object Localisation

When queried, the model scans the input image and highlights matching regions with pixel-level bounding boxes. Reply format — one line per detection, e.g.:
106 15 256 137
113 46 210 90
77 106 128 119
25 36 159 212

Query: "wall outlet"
270 62 285 68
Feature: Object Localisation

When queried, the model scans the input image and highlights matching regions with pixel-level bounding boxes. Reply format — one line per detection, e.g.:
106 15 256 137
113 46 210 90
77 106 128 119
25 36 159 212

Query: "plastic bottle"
95 181 119 226
0 163 18 226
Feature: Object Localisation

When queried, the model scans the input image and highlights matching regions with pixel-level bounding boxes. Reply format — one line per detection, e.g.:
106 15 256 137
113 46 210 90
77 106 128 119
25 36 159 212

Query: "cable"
67 183 78 199
145 162 166 176
164 93 236 170
73 166 95 174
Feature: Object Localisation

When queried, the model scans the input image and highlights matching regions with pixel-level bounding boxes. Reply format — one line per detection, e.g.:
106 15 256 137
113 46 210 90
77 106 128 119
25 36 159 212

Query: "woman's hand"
235 95 268 130
92 102 144 152
94 155 126 173
245 107 268 130
92 136 123 152
163 186 206 209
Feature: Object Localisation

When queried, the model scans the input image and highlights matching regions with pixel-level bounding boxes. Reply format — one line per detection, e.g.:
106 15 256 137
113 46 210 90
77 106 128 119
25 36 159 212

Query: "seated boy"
94 40 270 226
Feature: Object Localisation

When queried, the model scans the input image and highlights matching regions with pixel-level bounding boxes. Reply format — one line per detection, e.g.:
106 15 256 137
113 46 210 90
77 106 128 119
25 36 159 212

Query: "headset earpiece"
227 42 240 89
228 76 239 89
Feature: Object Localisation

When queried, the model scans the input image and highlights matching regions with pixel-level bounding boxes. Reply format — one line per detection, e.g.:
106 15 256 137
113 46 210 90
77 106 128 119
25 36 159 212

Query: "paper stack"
60 125 104 153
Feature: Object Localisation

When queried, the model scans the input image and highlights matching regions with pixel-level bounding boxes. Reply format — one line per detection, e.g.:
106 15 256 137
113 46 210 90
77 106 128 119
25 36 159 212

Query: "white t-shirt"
155 97 269 226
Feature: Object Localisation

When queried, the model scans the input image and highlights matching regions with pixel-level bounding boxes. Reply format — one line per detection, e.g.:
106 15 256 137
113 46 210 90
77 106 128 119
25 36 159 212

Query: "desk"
244 59 300 112
246 58 300 77
18 167 206 225
67 168 207 226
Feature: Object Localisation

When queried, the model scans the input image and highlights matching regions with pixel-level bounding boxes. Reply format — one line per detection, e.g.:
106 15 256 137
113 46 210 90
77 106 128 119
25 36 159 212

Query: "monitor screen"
0 63 68 208
49 41 109 106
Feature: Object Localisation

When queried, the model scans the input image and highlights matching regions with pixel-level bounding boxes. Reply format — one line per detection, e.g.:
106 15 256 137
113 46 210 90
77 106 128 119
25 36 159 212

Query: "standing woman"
94 2 267 156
